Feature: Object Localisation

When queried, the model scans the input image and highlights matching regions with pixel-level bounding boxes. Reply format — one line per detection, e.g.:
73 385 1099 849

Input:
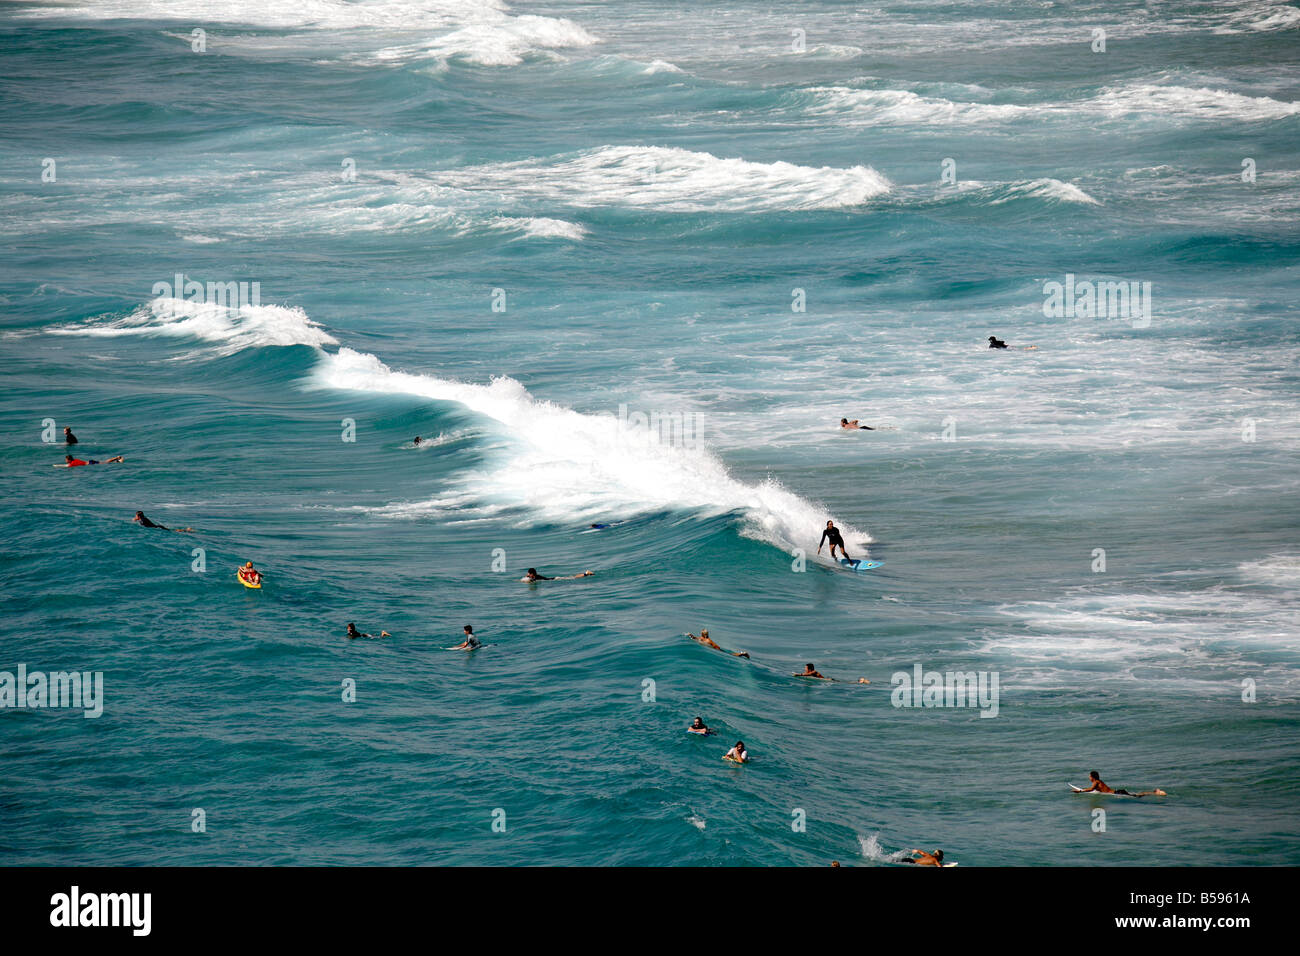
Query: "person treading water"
1076 770 1166 797
817 520 851 563
688 717 712 735
522 567 594 582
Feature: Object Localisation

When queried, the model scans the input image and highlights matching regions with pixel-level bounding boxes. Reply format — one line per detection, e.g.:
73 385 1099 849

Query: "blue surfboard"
839 557 883 571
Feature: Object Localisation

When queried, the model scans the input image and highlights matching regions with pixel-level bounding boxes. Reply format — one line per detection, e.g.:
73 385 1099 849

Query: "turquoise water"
2 0 1299 866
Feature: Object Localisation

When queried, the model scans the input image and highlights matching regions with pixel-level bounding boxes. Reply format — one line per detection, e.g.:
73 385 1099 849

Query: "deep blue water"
2 0 1299 865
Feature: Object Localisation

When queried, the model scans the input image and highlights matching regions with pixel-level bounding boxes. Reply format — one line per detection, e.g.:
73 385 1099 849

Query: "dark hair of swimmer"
807 663 814 669
135 511 144 517
934 850 944 862
735 741 745 750
65 454 74 461
826 519 834 527
1089 770 1100 780
464 624 473 633
527 567 537 575
841 418 848 424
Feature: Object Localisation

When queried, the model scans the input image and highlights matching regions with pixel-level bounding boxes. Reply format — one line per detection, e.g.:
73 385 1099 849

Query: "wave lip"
48 297 338 356
443 145 891 212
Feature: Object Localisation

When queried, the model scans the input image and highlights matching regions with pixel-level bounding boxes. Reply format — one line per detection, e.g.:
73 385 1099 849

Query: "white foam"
312 347 871 558
1239 555 1300 588
441 145 891 212
984 178 1101 206
48 297 338 356
642 59 683 75
494 217 588 241
802 82 1300 127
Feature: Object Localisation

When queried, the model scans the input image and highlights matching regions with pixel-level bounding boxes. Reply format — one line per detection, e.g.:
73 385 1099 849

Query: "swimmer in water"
857 677 871 684
133 511 192 532
796 663 828 679
61 454 124 467
988 335 1008 349
1076 770 1166 797
840 418 874 430
346 622 389 640
901 849 945 866
451 624 481 651
64 427 78 445
522 567 594 582
686 629 750 659
723 741 748 763
688 717 711 735
817 520 851 563
237 561 262 586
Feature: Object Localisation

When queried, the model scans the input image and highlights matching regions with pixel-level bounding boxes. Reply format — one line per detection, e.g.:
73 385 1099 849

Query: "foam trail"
315 347 871 558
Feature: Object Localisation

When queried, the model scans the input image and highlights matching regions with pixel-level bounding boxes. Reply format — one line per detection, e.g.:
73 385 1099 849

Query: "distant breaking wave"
49 298 871 562
439 145 891 212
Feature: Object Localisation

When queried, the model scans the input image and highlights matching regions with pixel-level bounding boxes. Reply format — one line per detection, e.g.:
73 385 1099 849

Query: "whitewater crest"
438 145 891 212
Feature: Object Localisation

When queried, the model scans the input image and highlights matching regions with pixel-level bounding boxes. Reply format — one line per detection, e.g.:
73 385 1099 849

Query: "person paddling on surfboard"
346 623 389 640
688 717 712 735
901 848 945 866
61 454 123 467
522 567 594 582
723 741 748 763
687 629 749 659
133 511 192 532
796 663 828 679
451 624 481 651
1077 770 1165 797
817 520 852 564
840 418 874 430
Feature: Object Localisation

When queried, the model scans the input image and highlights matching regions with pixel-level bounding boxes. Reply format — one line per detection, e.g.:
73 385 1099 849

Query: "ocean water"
2 0 1298 866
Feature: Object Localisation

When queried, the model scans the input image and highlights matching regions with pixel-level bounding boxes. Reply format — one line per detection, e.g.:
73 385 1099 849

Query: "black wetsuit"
136 514 168 530
988 338 1008 349
820 527 846 550
65 432 78 445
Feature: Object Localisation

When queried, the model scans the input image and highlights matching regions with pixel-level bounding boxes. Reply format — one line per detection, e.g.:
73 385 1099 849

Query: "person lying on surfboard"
688 717 711 735
451 624 481 651
1076 770 1165 797
237 561 262 586
901 848 945 866
817 520 852 563
346 623 389 640
522 567 594 582
61 454 124 467
723 741 748 763
133 511 192 532
840 418 874 430
796 663 829 679
686 629 750 658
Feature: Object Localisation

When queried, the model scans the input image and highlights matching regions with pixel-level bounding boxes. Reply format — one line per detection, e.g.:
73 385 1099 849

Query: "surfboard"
839 558 883 571
687 728 711 735
237 571 262 589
